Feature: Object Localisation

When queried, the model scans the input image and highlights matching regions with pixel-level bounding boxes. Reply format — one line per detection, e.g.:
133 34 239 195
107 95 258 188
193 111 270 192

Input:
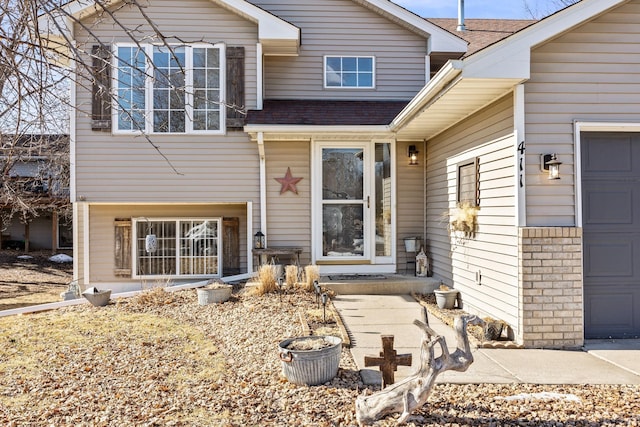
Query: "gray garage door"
582 132 640 339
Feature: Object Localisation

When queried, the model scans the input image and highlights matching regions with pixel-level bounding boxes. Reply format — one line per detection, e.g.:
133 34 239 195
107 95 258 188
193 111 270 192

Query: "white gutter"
390 60 463 131
257 132 267 244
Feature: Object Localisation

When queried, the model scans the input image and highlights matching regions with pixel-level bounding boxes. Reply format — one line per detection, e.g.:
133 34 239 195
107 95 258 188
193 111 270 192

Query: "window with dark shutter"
114 218 132 277
226 46 245 130
457 157 480 207
92 44 112 130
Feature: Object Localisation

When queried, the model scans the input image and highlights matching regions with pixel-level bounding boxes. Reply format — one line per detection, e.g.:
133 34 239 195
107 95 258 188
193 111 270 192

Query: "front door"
314 142 394 269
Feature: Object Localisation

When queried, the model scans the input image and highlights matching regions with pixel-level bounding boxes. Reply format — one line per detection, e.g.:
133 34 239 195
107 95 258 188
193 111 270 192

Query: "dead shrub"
285 265 298 288
302 265 320 292
253 264 278 295
126 287 175 308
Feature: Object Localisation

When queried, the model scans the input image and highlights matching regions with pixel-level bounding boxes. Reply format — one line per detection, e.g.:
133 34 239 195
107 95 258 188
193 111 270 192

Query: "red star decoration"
275 167 303 195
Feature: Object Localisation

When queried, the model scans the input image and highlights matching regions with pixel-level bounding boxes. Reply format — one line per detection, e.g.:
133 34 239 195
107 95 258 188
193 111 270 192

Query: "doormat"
328 274 387 281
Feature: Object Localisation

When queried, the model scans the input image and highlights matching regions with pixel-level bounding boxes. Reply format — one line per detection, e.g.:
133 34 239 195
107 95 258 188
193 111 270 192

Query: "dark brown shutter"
114 218 131 277
92 44 112 130
223 217 240 275
226 47 245 130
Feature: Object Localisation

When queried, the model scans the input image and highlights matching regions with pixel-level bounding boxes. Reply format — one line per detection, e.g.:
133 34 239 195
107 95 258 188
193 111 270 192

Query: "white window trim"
323 55 376 89
112 43 226 135
131 217 222 279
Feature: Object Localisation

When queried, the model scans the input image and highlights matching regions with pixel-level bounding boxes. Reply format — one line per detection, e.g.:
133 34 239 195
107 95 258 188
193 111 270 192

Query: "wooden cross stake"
364 335 412 387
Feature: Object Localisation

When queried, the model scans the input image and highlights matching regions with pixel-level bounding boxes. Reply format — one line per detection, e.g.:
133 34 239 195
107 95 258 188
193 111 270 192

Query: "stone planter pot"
82 287 111 307
434 289 459 309
278 336 342 386
197 285 232 305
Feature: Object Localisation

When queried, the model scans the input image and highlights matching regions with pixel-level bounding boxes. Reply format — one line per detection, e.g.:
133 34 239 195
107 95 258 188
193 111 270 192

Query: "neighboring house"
0 134 72 252
42 0 640 348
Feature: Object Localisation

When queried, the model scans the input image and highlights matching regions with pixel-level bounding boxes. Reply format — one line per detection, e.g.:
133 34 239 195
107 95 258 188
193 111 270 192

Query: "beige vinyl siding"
426 94 519 328
86 204 248 284
253 0 427 100
264 141 312 266
396 141 426 271
73 0 260 202
74 203 88 288
525 0 640 226
74 133 260 202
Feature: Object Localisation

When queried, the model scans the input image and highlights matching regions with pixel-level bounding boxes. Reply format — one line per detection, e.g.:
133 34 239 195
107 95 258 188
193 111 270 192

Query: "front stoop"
320 275 440 295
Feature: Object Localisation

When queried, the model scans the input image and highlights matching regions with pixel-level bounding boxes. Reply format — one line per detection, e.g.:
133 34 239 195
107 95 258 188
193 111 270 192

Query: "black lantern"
541 153 562 180
408 145 419 166
254 231 265 249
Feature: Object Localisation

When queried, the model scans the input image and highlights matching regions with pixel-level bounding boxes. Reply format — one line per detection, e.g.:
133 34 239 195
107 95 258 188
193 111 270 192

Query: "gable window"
457 157 480 206
324 56 374 88
114 44 224 134
132 218 221 277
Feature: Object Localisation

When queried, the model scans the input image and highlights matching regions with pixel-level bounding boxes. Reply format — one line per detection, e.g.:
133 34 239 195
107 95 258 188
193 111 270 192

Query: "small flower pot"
197 285 232 305
82 287 111 307
434 289 459 309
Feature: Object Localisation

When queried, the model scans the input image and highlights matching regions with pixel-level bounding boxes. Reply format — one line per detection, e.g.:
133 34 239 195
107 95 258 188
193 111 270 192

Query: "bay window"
114 43 224 134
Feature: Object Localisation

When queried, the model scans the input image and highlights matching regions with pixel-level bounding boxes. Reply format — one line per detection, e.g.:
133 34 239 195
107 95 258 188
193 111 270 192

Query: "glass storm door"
319 144 370 261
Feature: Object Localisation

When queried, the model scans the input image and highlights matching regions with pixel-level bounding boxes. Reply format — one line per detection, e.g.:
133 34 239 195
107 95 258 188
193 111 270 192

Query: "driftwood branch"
355 314 483 426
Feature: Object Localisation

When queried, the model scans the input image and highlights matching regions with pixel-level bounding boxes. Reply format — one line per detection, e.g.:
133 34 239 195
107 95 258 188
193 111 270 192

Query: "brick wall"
518 227 583 349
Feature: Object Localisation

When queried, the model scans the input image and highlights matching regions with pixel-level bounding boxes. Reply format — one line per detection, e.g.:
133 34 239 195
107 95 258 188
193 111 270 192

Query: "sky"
392 0 571 19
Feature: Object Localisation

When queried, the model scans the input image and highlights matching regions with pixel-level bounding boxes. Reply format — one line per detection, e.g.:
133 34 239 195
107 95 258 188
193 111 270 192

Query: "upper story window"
324 56 374 89
114 43 224 134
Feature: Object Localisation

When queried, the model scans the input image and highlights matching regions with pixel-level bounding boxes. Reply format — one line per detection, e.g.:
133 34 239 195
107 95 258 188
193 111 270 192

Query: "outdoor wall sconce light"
541 153 562 180
408 145 419 165
254 231 265 249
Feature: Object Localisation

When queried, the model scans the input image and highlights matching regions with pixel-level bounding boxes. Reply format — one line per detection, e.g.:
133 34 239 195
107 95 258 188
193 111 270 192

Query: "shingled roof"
246 100 408 126
426 18 537 57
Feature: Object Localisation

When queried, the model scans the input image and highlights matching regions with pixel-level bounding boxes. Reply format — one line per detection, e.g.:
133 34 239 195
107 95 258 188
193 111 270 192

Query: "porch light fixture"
541 153 562 180
254 231 265 249
408 145 419 165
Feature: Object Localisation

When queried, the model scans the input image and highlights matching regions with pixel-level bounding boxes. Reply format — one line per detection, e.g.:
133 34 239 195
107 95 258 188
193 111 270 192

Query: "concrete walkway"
332 294 640 385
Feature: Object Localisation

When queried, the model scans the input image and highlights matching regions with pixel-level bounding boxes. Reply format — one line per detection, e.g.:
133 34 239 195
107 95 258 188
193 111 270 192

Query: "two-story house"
41 0 640 348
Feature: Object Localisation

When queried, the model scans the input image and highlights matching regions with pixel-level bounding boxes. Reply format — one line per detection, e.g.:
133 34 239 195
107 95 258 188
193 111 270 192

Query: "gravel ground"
1 287 639 426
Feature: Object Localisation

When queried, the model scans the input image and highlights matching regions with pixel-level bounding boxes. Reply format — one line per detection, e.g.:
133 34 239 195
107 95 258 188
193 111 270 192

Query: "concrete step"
320 274 440 295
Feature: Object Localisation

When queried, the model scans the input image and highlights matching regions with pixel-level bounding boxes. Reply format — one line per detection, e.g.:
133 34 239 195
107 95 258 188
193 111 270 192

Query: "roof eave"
392 0 630 141
40 0 300 57
352 0 467 54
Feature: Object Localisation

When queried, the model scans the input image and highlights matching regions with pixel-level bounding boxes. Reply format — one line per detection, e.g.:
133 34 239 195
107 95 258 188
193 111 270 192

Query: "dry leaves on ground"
0 288 639 426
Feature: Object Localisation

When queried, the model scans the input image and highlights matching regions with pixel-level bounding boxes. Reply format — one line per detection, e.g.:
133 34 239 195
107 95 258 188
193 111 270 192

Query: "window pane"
322 148 364 199
116 46 146 131
359 72 373 87
153 90 168 110
154 68 169 88
207 69 219 88
154 111 169 133
358 57 372 72
193 69 205 88
193 49 206 68
326 57 341 71
170 111 185 133
343 72 357 87
206 48 220 68
192 47 221 131
193 111 206 130
207 111 220 130
342 57 357 71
